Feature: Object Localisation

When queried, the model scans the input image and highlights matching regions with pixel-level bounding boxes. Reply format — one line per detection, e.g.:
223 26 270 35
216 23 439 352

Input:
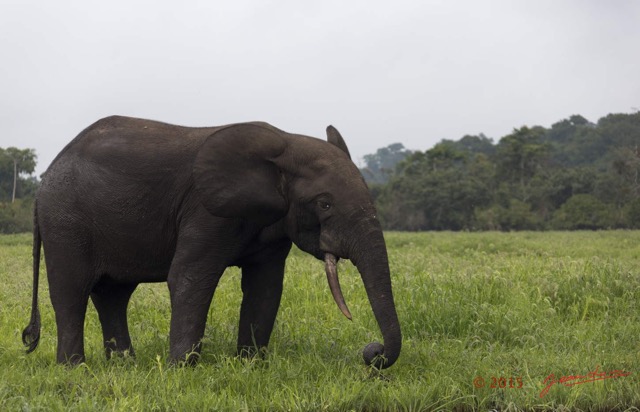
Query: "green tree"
552 194 614 230
377 143 493 230
375 152 429 230
0 147 37 202
0 147 38 233
597 112 640 149
452 134 496 156
476 199 542 231
366 111 640 231
496 126 550 203
0 198 34 233
361 143 412 184
590 146 640 226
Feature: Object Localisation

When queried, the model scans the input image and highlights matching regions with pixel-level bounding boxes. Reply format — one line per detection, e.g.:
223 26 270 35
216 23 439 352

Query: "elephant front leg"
167 269 221 365
237 244 290 358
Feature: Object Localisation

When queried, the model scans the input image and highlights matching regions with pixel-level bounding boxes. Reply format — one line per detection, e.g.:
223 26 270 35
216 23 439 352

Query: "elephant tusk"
324 253 352 320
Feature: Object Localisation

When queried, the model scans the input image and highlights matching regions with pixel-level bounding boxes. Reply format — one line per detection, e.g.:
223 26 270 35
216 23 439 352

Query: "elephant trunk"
324 218 401 369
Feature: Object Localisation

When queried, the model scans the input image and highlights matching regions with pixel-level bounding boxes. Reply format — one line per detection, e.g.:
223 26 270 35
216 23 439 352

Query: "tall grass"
1 231 639 411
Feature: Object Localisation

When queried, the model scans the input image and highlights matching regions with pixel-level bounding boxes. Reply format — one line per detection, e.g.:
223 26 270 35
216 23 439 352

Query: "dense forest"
1 112 639 233
362 112 640 231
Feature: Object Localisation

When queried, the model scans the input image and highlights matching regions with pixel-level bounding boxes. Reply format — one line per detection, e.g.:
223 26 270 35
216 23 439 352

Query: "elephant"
22 115 401 369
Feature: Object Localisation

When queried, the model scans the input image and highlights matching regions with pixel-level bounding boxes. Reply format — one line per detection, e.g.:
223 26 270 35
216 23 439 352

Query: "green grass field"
1 231 639 411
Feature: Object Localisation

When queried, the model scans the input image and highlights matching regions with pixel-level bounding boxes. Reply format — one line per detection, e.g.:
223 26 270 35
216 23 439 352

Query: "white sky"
1 0 639 175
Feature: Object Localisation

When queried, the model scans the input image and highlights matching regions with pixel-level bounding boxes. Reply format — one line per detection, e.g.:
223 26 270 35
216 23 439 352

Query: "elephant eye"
317 201 331 211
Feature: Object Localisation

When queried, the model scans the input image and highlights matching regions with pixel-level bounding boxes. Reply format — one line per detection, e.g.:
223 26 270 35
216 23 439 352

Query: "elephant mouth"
324 253 352 320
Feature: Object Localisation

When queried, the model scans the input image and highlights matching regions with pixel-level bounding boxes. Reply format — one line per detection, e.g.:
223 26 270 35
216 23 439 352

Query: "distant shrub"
475 199 542 231
0 198 33 233
551 194 614 230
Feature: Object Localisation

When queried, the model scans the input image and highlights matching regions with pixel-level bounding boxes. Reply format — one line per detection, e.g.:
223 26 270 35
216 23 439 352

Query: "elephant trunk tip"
363 341 397 370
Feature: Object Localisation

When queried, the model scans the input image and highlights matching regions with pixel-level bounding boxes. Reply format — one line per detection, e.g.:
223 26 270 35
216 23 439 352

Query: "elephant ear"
193 123 288 225
326 125 351 160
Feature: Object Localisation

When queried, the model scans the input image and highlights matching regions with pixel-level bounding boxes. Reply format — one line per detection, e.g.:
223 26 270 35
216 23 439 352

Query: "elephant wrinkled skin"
22 116 401 369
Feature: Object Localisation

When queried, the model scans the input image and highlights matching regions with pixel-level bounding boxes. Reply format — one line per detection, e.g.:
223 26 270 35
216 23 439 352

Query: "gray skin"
22 116 401 369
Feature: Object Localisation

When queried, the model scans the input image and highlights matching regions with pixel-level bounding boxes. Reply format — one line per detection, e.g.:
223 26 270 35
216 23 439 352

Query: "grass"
1 231 639 411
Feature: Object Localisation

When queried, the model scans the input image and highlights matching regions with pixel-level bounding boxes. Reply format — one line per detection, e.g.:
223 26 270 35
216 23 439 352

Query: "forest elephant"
22 116 401 369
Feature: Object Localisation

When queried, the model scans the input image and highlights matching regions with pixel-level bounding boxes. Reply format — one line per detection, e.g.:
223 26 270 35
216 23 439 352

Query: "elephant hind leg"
53 297 89 365
91 282 137 359
48 274 90 365
47 262 93 365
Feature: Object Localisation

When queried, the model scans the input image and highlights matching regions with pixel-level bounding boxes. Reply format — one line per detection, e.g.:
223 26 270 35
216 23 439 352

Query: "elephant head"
193 123 401 369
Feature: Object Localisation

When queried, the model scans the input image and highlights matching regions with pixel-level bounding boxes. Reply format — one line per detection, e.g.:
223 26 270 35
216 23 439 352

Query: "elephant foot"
105 348 135 361
104 337 135 360
59 353 86 367
237 345 268 360
168 342 203 367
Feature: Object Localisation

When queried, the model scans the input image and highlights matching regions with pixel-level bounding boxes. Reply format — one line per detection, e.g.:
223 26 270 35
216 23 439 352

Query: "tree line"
363 112 640 231
2 112 639 233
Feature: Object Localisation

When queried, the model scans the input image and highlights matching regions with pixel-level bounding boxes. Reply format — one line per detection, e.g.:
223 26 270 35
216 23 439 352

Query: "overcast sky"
1 0 639 175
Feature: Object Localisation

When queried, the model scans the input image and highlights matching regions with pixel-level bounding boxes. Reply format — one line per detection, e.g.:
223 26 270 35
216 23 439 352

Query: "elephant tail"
22 199 41 353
